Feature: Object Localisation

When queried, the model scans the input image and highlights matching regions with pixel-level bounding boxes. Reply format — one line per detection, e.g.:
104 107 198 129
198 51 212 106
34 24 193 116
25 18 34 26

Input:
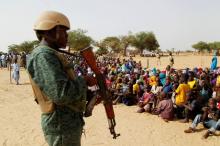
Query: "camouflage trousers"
41 108 85 146
44 129 83 146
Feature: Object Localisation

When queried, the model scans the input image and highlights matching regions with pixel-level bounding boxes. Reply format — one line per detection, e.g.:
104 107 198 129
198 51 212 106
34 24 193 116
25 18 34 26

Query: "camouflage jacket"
27 45 86 135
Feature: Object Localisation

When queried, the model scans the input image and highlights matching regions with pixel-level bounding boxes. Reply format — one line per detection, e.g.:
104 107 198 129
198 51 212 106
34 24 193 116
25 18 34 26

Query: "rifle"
80 47 120 139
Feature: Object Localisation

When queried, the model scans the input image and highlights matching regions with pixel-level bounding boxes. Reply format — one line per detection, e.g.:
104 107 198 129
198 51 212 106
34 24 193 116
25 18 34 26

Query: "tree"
94 41 109 55
68 29 94 51
101 36 121 53
120 32 136 56
132 31 159 54
208 42 220 50
8 40 39 54
8 44 20 53
192 41 209 52
19 41 39 53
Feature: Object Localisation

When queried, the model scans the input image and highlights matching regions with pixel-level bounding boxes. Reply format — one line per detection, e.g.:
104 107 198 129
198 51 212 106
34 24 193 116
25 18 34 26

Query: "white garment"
212 91 217 98
151 85 162 95
1 54 5 60
12 63 20 72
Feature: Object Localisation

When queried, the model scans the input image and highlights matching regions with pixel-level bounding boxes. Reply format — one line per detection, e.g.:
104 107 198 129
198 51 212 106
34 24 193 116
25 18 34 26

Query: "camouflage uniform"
27 45 87 146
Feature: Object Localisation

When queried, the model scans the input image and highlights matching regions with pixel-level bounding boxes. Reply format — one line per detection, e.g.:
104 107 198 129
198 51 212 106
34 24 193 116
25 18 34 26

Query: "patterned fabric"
45 130 82 146
27 45 87 142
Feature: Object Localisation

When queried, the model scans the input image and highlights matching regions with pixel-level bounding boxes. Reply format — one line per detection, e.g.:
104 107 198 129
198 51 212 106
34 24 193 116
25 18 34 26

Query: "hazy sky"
1 0 220 52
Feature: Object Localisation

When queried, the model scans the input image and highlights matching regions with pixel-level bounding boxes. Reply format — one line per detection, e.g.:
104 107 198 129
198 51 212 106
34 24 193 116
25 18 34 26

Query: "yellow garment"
188 80 196 89
149 76 157 86
175 83 190 106
133 83 139 94
216 75 220 87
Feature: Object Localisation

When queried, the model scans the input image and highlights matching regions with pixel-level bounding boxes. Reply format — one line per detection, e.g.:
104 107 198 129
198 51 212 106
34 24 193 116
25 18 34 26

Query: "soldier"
27 11 92 146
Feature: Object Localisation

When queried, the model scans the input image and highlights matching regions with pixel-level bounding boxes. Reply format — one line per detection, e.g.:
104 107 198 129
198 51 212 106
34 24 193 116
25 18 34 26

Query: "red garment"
105 79 112 88
217 101 220 110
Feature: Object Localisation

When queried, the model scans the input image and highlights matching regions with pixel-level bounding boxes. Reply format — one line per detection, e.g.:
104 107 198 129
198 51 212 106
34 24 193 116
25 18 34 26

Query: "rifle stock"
81 47 120 139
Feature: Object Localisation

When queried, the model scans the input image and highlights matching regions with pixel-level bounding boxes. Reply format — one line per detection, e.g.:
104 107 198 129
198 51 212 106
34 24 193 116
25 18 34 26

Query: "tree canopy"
192 41 216 52
132 32 159 54
120 33 136 56
101 36 121 53
68 29 94 51
7 29 161 55
94 41 109 55
8 40 39 54
208 42 220 50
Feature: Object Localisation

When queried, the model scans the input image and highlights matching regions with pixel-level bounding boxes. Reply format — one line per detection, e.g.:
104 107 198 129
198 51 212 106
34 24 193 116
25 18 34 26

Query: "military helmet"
34 11 70 31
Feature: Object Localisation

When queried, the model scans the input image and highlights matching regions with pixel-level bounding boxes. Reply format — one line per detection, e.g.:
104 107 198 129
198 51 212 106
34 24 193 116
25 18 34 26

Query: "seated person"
187 71 197 89
137 86 154 113
174 75 190 119
184 98 220 139
152 92 174 122
180 91 202 123
162 76 173 94
151 80 162 107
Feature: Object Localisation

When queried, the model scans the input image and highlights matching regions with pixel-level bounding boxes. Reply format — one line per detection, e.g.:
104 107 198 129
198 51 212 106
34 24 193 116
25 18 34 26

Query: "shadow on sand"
19 82 30 85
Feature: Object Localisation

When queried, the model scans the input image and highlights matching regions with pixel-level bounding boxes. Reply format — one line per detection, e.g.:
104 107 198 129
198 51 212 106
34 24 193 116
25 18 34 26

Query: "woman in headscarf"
211 51 218 71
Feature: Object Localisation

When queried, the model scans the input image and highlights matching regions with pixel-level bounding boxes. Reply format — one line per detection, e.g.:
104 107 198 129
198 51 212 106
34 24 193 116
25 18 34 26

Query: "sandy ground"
0 55 220 146
131 54 217 70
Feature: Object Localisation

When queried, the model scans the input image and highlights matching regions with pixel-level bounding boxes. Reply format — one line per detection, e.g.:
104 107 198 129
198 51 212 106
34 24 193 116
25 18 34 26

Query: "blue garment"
159 73 166 86
128 62 133 70
211 56 217 71
191 114 220 132
122 64 129 72
125 63 131 71
152 68 157 75
162 83 173 94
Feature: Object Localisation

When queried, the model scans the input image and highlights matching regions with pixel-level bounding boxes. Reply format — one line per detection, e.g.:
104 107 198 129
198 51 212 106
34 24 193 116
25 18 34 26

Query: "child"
184 98 220 139
137 86 154 113
152 92 174 122
11 59 20 85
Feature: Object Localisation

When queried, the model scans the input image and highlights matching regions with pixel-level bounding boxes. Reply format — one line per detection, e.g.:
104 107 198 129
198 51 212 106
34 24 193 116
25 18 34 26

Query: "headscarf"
159 72 166 86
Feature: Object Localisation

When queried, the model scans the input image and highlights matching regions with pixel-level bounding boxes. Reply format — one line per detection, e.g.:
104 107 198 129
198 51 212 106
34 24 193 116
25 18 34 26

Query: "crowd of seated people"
72 55 220 139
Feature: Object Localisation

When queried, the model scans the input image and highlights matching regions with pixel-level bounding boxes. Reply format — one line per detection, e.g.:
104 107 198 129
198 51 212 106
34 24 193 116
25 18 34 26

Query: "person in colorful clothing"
27 11 92 146
174 75 191 118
